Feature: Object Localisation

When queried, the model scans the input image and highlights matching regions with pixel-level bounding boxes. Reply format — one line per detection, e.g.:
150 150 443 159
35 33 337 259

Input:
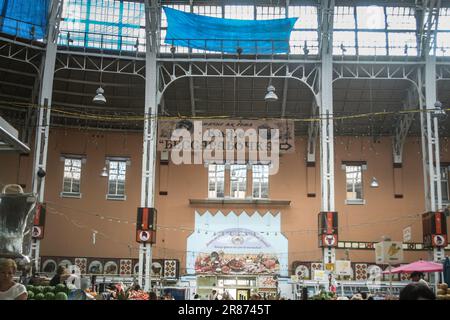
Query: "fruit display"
44 292 55 300
26 284 69 300
436 283 450 300
55 292 68 300
34 293 45 300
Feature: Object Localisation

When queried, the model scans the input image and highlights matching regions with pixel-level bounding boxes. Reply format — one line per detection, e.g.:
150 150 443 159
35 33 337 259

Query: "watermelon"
44 286 55 293
55 284 67 293
55 292 68 300
34 293 45 300
27 291 35 300
33 286 44 295
45 292 55 300
26 285 34 292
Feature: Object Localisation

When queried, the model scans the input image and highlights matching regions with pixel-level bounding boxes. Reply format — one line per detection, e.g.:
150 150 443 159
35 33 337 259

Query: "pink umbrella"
382 260 443 274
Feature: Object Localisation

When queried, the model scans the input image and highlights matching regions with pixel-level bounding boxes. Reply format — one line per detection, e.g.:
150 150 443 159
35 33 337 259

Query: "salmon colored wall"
1 129 449 274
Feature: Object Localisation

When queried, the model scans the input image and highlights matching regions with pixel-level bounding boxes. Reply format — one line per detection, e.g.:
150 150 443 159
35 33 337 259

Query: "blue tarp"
163 6 297 54
0 0 50 39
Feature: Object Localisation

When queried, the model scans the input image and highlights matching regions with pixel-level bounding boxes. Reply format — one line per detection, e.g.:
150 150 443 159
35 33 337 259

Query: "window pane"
108 181 116 195
224 5 254 19
438 8 450 30
208 164 225 198
333 31 356 55
256 6 285 20
193 6 222 18
72 182 80 193
357 6 385 29
108 160 126 196
252 165 269 199
334 6 355 29
63 181 72 193
436 33 450 57
63 157 82 194
290 31 318 54
230 165 247 198
289 6 317 29
388 32 417 56
386 7 416 30
357 32 387 55
346 165 363 200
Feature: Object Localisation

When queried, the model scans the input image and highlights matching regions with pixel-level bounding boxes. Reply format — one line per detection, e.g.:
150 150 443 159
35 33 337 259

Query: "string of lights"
0 100 448 123
45 202 423 237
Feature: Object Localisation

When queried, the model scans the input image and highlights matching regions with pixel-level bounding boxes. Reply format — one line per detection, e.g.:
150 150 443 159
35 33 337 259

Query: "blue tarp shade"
163 6 297 54
0 0 50 39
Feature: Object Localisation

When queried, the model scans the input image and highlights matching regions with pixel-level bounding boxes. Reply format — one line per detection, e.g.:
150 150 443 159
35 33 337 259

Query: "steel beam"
392 86 418 164
30 0 63 271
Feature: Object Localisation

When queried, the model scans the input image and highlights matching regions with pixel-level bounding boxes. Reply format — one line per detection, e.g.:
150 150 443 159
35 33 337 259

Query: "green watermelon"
43 286 55 293
55 284 67 293
34 293 45 300
55 292 68 300
26 285 34 292
27 291 35 300
45 292 55 300
33 286 44 295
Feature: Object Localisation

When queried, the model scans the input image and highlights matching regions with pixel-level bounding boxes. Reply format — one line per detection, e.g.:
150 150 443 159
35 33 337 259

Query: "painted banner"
186 211 289 276
195 252 279 275
158 119 295 153
257 275 278 288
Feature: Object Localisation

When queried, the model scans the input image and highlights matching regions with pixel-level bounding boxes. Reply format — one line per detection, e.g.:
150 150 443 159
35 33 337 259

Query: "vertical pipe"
138 243 144 287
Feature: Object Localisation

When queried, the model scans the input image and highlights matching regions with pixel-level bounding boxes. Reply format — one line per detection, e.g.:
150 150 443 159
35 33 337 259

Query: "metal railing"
58 29 146 54
0 15 46 41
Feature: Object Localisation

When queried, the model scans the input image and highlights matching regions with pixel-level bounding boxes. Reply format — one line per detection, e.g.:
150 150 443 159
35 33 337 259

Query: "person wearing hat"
410 271 429 287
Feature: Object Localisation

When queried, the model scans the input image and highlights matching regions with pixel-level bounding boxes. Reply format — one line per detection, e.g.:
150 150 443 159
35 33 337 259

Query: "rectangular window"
62 157 82 197
208 164 225 198
230 165 247 199
252 165 269 199
224 5 254 19
193 6 222 18
289 6 318 30
345 165 364 202
256 6 286 20
333 31 357 55
107 160 127 200
356 6 385 30
388 32 417 56
386 7 416 30
436 32 450 57
290 30 319 54
334 6 355 29
357 31 387 55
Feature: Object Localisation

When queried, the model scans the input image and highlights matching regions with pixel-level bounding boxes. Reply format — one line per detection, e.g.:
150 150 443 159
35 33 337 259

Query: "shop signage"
186 211 289 276
375 241 403 264
325 263 335 272
335 260 352 276
158 119 295 153
257 275 278 288
313 270 327 282
403 227 411 242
